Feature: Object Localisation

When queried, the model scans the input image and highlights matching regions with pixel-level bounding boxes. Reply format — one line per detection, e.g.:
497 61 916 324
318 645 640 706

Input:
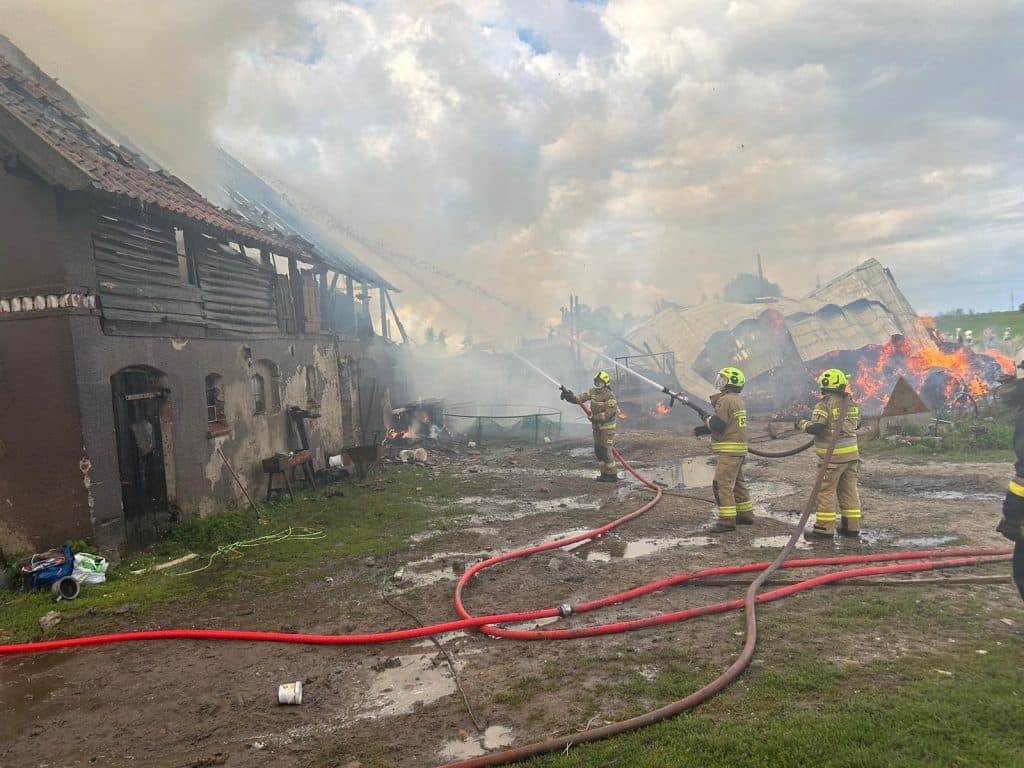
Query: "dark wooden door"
111 370 169 550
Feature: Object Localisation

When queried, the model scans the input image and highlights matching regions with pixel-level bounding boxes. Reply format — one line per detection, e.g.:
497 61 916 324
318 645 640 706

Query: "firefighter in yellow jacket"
694 367 751 532
795 368 862 539
561 371 620 482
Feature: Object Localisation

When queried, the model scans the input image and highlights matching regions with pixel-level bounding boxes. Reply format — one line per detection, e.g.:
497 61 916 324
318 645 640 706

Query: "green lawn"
0 467 477 643
524 589 1024 768
933 310 1024 344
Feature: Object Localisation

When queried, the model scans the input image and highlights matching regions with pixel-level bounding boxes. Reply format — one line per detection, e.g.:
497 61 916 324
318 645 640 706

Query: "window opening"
205 374 225 423
251 374 266 415
175 228 198 285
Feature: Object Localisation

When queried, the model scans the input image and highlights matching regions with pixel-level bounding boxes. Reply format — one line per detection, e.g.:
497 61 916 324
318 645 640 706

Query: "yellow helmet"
819 368 849 391
594 370 611 386
717 366 745 389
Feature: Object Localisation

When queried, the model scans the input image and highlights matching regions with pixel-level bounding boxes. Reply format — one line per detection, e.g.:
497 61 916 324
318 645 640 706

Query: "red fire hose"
0 397 1011 768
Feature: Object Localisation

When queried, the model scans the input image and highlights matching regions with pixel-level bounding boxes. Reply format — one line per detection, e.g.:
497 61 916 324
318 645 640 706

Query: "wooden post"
288 256 303 332
384 288 410 344
378 286 389 340
346 276 356 332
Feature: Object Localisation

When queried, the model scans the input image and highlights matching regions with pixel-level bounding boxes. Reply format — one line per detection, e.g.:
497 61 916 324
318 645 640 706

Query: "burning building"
0 40 407 557
626 259 1016 416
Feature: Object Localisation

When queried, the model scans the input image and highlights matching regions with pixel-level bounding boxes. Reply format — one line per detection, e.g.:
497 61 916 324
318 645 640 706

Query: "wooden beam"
379 287 389 340
384 288 410 344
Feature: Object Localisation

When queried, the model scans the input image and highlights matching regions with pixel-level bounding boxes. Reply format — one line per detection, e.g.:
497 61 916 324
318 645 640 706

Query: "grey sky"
2 0 1022 339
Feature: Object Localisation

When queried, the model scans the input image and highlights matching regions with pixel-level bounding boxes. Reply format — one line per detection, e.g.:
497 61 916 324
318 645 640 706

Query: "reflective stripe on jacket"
578 386 618 431
809 392 860 462
709 391 747 455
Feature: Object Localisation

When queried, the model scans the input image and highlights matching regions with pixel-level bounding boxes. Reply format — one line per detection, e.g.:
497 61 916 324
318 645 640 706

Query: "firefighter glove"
693 425 712 437
559 388 576 403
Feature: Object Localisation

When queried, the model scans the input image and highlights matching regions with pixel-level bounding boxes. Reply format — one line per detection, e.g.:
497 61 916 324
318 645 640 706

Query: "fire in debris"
386 399 448 444
813 335 1015 414
655 402 670 416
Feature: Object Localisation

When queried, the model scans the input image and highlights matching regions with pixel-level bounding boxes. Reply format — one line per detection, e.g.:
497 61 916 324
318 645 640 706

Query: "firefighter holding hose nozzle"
994 369 1024 602
561 371 620 482
693 367 752 532
794 368 862 540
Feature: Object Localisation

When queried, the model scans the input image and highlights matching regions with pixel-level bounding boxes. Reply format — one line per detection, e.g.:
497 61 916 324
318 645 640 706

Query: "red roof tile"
0 55 307 257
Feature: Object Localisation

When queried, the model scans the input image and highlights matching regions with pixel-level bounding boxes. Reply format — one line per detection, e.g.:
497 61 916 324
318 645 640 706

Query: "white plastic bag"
72 552 108 585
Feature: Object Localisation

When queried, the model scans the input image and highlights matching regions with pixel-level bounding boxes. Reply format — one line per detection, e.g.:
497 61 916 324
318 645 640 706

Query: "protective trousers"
593 427 617 477
814 460 861 534
713 454 752 524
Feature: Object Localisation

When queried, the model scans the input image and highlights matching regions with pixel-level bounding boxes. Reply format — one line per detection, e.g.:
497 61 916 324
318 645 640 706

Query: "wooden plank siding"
92 209 206 327
91 208 340 339
194 236 279 334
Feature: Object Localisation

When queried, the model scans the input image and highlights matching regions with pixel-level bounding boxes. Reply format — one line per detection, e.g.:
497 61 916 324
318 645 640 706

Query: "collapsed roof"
624 258 931 397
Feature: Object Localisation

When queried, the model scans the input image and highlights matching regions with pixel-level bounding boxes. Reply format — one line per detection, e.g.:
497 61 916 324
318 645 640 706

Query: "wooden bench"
262 450 317 501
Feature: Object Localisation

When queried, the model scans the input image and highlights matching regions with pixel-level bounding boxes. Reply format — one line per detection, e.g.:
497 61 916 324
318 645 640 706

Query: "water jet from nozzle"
511 351 562 388
576 339 669 392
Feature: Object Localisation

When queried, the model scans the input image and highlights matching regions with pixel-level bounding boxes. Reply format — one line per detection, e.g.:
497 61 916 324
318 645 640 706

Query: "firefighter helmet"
819 368 849 391
594 370 611 387
717 367 745 390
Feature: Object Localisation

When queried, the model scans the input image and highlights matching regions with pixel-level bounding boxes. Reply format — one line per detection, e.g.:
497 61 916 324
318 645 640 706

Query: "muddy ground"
2 426 1020 767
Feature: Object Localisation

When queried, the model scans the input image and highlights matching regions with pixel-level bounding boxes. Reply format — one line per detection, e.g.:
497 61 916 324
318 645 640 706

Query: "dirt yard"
3 425 1021 768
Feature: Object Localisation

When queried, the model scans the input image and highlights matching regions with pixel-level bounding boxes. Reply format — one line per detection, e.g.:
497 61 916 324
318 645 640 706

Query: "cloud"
2 0 1022 338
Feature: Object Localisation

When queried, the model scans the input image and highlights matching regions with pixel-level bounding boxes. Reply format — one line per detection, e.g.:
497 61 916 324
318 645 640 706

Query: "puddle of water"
412 632 470 648
918 491 1003 502
465 466 598 479
458 495 602 525
747 480 798 500
891 535 959 548
392 551 490 590
752 535 811 551
362 653 456 718
628 458 718 489
439 725 515 759
0 654 67 741
575 535 717 561
505 615 561 630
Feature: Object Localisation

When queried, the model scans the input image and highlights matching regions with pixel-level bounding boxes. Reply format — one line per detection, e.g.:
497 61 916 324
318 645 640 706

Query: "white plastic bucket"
277 681 302 705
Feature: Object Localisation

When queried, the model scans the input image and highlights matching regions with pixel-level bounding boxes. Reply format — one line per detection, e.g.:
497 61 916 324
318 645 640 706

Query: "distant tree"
424 327 435 344
1019 303 1024 313
438 330 448 349
723 273 782 303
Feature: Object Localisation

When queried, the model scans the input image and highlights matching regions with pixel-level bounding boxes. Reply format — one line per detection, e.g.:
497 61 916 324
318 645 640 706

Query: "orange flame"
618 410 628 420
847 335 1010 411
655 402 670 415
984 348 1016 374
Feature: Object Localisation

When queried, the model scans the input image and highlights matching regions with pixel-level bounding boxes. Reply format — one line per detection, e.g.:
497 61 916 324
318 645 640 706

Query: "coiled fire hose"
0 398 1011 768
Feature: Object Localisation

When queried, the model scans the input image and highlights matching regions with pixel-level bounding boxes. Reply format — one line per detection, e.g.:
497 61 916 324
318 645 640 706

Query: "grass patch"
524 588 1024 768
862 406 1016 463
933 310 1024 342
0 467 470 643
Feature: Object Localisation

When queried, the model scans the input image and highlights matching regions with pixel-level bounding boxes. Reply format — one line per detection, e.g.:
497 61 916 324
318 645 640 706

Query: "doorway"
110 368 171 550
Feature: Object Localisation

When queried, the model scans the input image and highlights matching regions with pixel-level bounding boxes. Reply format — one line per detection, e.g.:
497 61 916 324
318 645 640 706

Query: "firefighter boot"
710 507 737 533
839 514 861 538
804 521 836 541
736 501 755 525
